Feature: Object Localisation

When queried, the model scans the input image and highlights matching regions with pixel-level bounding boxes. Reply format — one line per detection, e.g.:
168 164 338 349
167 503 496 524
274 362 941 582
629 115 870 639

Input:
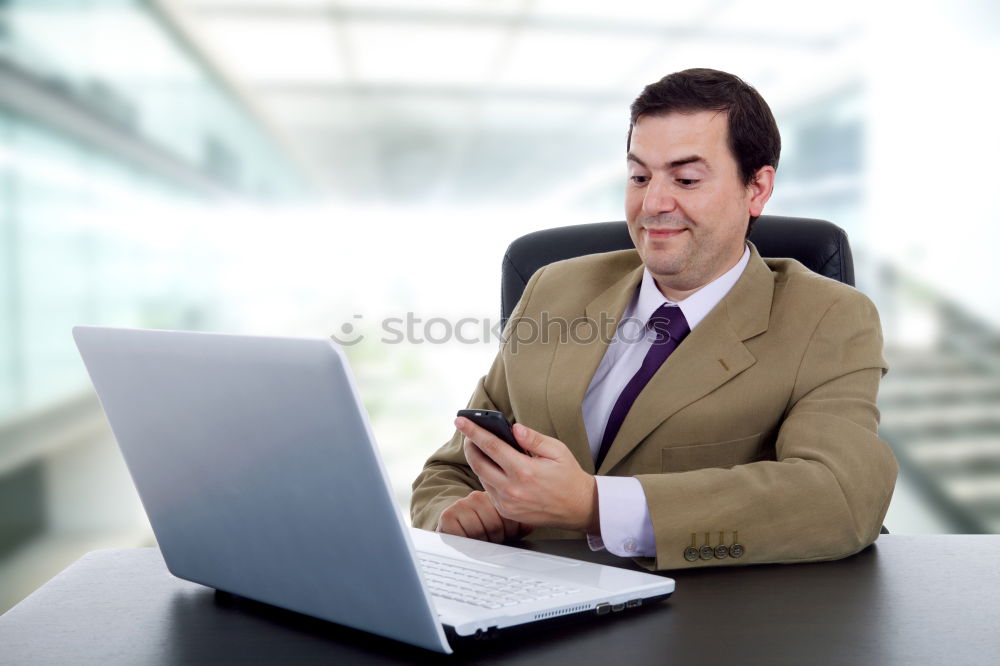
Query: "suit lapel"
546 263 644 475
597 245 775 474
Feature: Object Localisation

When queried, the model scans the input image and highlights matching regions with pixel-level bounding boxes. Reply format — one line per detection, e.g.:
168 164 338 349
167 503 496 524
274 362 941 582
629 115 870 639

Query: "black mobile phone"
456 409 524 453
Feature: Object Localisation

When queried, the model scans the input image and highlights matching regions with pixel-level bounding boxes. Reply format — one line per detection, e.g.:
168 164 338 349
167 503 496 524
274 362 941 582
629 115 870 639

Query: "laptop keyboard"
418 554 579 610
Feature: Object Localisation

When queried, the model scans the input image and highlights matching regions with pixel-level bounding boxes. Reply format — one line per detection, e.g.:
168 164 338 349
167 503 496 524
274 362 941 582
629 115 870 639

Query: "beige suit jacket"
410 243 898 570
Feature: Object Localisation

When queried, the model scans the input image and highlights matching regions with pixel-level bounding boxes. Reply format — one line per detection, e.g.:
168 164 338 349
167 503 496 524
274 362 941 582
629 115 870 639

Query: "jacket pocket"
661 433 764 473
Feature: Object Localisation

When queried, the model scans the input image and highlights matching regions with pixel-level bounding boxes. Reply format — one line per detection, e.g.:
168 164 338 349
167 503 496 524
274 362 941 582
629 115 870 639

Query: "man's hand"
456 417 599 533
436 491 532 542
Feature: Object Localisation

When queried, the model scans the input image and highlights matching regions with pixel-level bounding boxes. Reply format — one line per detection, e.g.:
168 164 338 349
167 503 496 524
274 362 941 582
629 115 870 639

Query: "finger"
464 439 507 488
464 437 500 472
453 507 488 541
436 510 467 537
472 500 507 543
456 417 522 471
512 423 563 460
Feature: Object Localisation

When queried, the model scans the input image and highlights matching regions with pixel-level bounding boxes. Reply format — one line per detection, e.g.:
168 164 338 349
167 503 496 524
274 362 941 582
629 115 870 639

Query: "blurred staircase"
874 270 1000 534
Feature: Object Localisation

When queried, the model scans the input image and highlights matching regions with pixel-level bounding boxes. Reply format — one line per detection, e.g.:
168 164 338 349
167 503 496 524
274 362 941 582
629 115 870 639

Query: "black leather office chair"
501 215 853 327
498 215 889 535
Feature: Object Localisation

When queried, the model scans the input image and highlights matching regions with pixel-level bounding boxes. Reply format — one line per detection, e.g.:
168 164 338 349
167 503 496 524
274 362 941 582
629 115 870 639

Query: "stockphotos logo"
329 312 660 352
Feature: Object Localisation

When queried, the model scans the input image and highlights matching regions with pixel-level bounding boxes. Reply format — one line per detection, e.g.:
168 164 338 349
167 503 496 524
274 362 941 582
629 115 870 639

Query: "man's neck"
653 280 706 303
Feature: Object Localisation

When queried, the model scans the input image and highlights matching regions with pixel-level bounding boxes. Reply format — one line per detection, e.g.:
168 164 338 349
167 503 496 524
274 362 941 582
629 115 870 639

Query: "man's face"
625 110 773 300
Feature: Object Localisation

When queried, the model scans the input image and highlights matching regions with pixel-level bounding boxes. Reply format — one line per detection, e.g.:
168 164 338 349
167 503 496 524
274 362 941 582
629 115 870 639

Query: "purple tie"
595 304 690 470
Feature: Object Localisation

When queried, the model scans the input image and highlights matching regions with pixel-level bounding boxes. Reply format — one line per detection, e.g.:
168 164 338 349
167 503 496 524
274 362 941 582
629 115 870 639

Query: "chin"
641 244 685 266
644 258 686 279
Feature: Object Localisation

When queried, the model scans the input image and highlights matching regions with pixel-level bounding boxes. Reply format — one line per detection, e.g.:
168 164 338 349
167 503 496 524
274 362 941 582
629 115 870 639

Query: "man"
410 68 897 570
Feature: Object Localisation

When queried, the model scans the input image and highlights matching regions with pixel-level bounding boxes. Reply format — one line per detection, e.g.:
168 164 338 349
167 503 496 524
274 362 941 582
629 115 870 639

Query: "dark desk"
1 536 998 665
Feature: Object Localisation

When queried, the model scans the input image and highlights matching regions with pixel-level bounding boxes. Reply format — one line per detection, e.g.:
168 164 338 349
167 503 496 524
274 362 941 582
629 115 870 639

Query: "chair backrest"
500 215 854 326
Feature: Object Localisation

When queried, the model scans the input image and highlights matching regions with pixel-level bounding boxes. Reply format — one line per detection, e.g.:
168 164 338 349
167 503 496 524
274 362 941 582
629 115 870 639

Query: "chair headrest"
501 215 853 326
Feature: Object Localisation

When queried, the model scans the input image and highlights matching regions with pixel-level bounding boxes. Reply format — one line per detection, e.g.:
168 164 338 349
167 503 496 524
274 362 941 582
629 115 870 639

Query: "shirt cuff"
589 476 657 558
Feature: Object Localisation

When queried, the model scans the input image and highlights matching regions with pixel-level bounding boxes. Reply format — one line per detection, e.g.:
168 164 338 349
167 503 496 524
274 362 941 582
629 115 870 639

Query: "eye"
630 175 649 185
677 178 699 187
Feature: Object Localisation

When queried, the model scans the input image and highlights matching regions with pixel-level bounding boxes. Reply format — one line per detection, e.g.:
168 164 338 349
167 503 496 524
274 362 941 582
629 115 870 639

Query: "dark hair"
627 68 780 235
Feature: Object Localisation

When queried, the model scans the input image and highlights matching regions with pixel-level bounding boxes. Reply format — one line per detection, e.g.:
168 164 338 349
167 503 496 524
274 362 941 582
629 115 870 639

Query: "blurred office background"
2 0 998 612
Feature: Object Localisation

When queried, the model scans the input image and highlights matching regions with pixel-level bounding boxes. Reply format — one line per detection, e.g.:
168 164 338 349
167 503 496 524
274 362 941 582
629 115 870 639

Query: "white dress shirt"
584 245 751 557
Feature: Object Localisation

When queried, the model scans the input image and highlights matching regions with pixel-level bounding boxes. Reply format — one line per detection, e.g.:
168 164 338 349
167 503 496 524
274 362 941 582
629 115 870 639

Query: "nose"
642 176 678 217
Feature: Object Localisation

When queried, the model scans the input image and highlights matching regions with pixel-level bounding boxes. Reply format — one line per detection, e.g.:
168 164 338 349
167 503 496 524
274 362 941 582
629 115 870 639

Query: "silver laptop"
72 326 674 654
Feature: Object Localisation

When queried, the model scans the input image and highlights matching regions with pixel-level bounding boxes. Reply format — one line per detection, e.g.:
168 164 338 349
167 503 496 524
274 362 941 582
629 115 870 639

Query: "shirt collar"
633 244 751 330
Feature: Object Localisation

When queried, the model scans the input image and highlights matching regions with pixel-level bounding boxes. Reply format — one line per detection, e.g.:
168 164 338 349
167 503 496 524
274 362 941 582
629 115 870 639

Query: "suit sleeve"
635 291 898 570
409 268 544 531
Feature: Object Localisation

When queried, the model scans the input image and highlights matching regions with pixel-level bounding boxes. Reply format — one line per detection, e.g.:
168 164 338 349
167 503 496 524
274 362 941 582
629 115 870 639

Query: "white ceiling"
162 0 866 204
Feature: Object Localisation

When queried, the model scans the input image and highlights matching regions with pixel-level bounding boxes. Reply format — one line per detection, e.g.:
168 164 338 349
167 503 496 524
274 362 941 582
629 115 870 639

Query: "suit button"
699 545 714 561
729 543 745 558
714 545 729 559
683 547 699 562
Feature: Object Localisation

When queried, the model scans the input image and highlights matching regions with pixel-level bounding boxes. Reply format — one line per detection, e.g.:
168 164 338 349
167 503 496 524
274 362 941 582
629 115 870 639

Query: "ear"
747 165 775 218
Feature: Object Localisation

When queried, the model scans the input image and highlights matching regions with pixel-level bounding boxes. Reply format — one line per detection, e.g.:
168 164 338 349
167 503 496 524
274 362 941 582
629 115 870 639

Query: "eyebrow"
627 153 710 170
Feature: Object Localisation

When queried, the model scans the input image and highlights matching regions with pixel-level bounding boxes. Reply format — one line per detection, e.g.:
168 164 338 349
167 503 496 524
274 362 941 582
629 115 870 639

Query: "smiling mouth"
645 228 687 239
